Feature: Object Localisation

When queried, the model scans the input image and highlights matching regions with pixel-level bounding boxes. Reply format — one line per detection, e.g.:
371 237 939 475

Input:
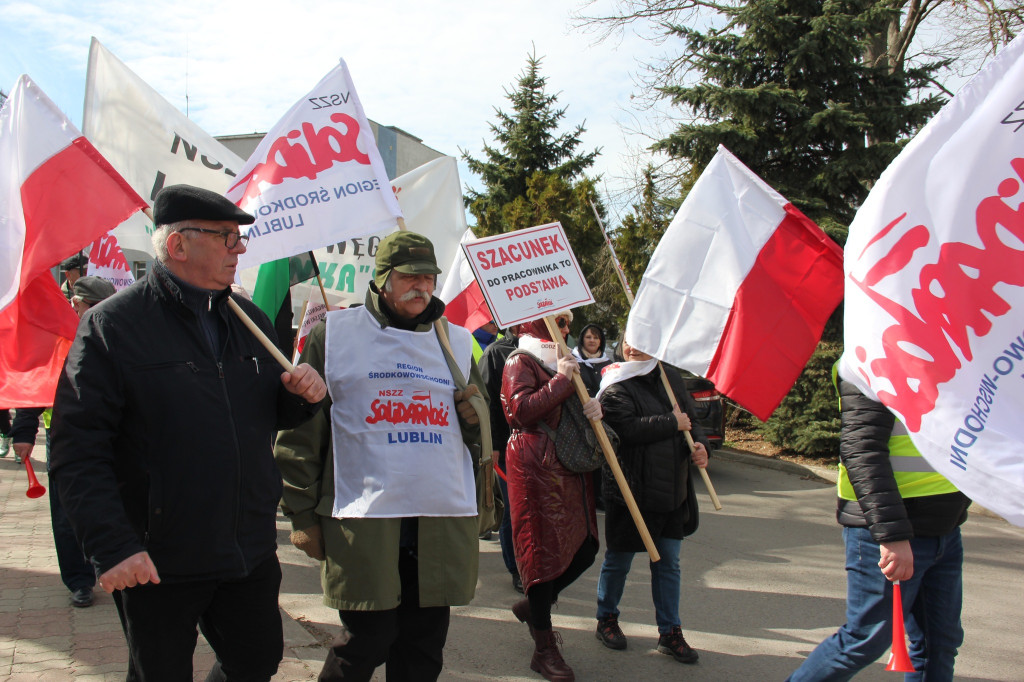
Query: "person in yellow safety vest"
472 320 502 363
787 366 971 682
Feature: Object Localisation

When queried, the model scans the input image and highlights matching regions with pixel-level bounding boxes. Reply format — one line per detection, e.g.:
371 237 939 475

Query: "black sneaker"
512 574 524 594
657 626 698 663
595 615 627 650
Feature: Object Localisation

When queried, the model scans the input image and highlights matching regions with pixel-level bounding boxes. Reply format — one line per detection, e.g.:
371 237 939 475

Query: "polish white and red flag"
0 75 146 407
86 232 136 291
293 284 335 363
625 145 844 422
838 34 1024 525
439 229 491 332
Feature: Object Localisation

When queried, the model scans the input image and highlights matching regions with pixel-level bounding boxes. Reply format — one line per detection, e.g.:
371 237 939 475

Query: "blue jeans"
787 525 964 682
596 536 682 634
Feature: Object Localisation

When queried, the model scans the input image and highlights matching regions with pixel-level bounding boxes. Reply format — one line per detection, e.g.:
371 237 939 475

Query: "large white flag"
248 156 467 311
839 35 1024 525
83 37 244 256
227 59 402 269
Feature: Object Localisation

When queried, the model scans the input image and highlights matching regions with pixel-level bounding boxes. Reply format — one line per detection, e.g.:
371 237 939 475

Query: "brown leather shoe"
512 598 535 641
531 628 574 682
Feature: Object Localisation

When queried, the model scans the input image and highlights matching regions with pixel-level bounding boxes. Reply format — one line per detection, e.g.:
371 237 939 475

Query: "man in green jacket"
275 231 490 681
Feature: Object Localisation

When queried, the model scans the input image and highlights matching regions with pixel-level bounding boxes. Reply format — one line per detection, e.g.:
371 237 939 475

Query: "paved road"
2 444 1023 681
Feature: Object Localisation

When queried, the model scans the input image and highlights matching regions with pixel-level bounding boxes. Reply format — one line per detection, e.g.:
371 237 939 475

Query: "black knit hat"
153 185 255 225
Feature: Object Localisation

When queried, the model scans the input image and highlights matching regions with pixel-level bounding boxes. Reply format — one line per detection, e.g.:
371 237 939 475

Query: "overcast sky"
1 0 677 226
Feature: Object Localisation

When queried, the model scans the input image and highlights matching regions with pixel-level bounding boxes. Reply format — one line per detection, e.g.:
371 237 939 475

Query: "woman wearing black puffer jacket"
593 338 710 664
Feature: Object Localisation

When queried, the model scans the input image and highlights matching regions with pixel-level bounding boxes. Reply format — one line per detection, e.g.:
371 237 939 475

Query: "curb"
714 446 1004 522
714 446 837 484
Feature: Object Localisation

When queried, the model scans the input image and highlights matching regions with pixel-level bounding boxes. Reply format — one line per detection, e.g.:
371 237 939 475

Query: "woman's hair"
611 331 626 362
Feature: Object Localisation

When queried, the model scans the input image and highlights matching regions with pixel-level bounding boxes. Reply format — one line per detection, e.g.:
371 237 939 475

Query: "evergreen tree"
654 0 944 240
613 165 675 294
648 0 945 456
462 51 620 336
462 50 600 237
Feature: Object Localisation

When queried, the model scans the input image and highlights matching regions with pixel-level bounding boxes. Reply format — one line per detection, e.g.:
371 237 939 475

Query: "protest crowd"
5 32 1024 682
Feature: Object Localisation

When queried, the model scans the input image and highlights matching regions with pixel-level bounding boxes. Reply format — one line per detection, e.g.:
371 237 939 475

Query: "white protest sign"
462 222 593 328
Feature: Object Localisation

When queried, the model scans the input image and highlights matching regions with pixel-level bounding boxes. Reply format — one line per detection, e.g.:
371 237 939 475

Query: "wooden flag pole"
543 315 661 562
306 250 331 310
592 204 721 510
227 298 296 372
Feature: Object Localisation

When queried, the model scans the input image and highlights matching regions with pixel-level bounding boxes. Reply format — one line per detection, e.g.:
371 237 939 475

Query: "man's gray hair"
151 221 196 263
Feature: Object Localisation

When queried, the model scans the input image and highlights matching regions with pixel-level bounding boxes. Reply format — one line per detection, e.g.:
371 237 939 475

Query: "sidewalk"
0 432 321 681
3 438 1023 681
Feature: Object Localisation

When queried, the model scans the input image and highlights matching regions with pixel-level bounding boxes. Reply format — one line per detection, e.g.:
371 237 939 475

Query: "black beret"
153 185 255 225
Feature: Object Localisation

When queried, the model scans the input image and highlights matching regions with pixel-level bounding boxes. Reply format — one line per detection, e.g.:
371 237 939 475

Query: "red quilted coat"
500 321 598 593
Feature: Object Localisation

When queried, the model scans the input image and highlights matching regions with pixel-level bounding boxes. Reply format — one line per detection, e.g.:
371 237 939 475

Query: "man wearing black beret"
51 184 328 681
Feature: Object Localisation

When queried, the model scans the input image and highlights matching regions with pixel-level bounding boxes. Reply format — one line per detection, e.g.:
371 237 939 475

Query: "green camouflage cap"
374 231 441 287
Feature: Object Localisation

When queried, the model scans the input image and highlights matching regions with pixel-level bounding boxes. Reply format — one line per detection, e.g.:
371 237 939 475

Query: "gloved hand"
454 385 481 425
290 525 326 561
583 398 603 421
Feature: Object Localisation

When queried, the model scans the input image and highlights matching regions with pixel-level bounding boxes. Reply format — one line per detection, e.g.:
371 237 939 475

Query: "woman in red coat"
501 316 603 682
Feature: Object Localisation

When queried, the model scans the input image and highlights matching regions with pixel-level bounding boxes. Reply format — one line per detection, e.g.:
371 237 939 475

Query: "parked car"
677 370 725 450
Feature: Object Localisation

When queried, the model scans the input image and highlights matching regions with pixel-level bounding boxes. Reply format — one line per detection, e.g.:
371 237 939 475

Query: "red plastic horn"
24 458 46 499
885 579 915 673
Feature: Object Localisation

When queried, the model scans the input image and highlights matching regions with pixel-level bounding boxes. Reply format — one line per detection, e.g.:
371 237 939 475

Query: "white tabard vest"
324 306 477 518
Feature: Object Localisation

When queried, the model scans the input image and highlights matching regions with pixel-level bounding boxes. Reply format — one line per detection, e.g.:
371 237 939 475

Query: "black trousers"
319 548 451 682
45 429 94 592
528 536 598 631
113 554 283 682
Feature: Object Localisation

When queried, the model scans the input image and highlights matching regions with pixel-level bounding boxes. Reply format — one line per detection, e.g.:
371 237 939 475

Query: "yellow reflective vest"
833 366 958 501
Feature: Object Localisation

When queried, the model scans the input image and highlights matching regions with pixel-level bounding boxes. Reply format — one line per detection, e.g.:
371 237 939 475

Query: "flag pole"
144 206 296 373
542 315 661 562
593 203 722 510
307 250 331 310
590 199 634 303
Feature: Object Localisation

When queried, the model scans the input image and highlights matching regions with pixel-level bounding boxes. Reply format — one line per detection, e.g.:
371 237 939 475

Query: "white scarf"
596 359 659 400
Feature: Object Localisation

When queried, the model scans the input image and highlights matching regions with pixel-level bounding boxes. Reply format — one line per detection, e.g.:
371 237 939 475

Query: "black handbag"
509 349 619 473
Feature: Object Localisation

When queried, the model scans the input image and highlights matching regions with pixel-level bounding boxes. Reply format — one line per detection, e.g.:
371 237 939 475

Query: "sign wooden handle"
542 315 660 563
227 298 296 372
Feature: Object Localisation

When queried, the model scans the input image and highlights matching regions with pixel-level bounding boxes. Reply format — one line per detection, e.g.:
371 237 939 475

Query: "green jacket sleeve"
275 321 332 532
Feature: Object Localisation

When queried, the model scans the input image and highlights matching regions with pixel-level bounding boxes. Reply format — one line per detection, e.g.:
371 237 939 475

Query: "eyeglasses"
556 318 570 329
179 227 249 249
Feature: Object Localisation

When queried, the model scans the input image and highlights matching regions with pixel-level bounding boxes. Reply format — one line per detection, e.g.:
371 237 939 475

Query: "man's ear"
166 231 188 263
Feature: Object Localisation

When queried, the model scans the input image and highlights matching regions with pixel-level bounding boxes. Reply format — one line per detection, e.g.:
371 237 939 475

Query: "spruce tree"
654 0 944 240
650 0 945 457
462 50 600 238
462 51 620 335
613 165 675 294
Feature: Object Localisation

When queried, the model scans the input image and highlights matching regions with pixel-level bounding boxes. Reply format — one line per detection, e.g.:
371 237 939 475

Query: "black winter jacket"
599 365 710 552
836 377 970 542
479 332 519 455
50 263 320 581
